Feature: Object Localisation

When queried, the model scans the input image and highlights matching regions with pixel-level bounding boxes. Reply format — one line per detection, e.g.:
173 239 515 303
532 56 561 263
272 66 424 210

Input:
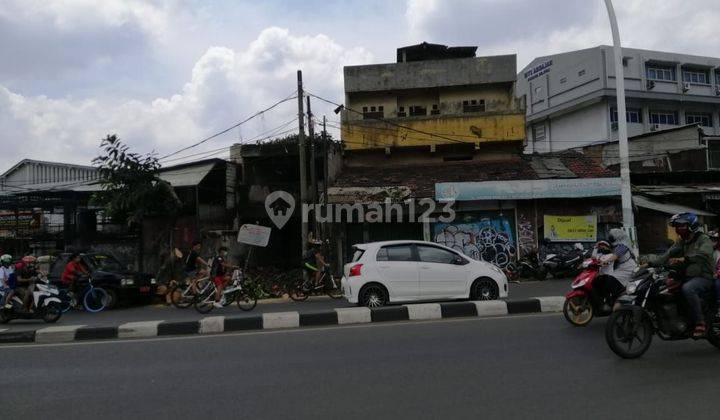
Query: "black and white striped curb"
0 297 564 344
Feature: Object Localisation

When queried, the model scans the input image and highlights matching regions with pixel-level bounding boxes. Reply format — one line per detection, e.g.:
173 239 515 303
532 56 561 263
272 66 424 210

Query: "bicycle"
168 275 210 309
194 269 258 314
59 276 109 313
289 266 343 301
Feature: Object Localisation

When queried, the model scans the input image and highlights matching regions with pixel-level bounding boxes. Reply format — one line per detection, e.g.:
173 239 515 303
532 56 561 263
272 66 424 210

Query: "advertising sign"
543 215 597 242
436 178 621 202
237 224 271 247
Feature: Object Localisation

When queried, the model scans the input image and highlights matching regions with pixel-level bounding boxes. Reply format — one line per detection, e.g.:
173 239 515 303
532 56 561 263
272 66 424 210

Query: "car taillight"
349 264 363 277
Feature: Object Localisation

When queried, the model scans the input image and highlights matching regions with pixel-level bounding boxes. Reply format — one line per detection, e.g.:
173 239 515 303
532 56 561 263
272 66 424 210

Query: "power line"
158 92 297 160
305 91 470 145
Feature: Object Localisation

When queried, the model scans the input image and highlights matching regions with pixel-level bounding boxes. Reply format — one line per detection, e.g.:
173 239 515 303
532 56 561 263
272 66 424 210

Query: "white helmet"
0 254 12 265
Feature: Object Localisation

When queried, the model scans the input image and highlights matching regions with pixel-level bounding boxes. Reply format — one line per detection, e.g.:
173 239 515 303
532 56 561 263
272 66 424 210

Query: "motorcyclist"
708 230 720 319
0 254 15 309
15 255 40 313
603 228 637 287
647 213 714 337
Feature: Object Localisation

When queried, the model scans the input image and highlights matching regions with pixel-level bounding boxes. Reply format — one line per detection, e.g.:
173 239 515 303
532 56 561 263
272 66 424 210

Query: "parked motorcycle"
0 275 63 324
542 244 588 278
517 252 547 280
563 258 625 326
605 266 720 359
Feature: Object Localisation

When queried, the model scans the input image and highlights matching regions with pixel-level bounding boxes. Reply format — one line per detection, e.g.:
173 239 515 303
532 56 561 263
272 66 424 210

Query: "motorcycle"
0 275 63 324
563 258 625 326
605 266 720 359
542 244 588 278
517 251 547 280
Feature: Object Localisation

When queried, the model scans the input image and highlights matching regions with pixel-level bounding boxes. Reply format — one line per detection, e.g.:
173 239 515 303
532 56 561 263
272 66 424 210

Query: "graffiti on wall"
434 217 516 268
517 214 536 257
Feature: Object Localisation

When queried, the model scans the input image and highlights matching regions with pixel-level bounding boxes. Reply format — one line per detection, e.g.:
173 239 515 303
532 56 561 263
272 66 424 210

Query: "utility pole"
604 0 637 252
297 70 308 259
307 96 317 209
322 116 329 209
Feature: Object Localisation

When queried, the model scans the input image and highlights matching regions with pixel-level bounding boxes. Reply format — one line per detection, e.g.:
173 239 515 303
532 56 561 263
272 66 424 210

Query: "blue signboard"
435 178 622 202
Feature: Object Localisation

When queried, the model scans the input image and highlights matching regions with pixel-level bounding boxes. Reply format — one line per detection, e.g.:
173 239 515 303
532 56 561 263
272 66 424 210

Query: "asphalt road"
2 312 718 419
0 279 570 331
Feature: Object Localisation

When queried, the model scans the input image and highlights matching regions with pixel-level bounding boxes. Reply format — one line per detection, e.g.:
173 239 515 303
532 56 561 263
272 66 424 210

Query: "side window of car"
417 246 459 264
377 245 415 262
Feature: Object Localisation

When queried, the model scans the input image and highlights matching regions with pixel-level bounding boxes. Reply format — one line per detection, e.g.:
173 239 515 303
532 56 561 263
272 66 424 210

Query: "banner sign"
436 178 621 202
543 215 597 242
237 224 271 247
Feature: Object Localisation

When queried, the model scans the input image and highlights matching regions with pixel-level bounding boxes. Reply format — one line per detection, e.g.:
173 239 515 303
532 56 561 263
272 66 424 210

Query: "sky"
2 0 720 172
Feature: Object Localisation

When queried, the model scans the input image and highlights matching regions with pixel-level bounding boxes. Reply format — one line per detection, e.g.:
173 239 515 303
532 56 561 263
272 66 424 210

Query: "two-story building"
517 45 720 153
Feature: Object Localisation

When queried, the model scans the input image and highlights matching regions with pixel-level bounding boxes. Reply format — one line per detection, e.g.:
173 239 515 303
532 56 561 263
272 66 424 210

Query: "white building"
517 45 720 153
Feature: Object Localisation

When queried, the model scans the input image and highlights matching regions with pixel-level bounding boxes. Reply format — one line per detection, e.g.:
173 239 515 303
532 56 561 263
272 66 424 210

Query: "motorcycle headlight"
121 278 135 286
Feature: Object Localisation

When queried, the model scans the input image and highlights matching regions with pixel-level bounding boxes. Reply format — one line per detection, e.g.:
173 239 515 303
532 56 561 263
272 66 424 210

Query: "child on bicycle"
61 253 90 307
303 238 328 288
210 246 237 308
183 241 209 294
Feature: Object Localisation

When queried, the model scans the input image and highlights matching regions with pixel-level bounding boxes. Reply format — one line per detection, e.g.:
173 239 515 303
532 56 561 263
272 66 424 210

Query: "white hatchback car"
342 240 508 307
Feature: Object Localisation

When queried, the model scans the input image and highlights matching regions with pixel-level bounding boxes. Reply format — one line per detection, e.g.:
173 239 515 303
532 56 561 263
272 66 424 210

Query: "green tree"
92 135 180 226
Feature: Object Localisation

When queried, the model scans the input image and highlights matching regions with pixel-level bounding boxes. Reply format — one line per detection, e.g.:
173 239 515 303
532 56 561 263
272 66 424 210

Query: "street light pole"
604 0 637 249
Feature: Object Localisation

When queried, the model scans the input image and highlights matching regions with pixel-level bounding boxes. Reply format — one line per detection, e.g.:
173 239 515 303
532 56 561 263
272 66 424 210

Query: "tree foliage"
92 135 181 225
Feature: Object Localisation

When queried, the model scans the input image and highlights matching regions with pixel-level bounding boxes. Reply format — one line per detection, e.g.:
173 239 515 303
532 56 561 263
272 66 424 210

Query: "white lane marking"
405 303 442 320
118 320 164 339
0 313 562 349
199 316 225 334
35 325 86 344
262 311 299 329
334 307 371 324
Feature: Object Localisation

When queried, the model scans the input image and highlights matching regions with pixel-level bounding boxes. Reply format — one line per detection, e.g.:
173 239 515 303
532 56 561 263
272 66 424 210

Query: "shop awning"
159 162 216 187
633 195 715 216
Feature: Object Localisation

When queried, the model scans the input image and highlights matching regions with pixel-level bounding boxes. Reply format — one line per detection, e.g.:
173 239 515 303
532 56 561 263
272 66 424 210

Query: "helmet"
21 255 37 264
0 254 12 265
669 212 701 232
596 240 611 248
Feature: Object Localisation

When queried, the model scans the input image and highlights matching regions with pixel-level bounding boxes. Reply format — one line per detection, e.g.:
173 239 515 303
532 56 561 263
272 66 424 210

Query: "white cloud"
405 0 720 68
0 27 372 171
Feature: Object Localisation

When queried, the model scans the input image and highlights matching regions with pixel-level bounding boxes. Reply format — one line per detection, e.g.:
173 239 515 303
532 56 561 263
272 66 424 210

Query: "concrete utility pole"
322 116 329 208
604 0 637 250
307 96 317 206
297 70 308 258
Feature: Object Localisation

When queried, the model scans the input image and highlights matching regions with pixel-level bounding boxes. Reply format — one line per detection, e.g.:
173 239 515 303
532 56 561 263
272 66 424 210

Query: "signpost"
237 223 272 272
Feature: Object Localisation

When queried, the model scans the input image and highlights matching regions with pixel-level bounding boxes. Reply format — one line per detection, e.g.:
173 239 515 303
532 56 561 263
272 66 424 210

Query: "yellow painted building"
342 43 526 150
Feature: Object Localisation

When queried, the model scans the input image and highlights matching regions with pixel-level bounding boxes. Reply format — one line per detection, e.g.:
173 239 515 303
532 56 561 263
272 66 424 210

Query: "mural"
434 213 516 268
517 214 536 257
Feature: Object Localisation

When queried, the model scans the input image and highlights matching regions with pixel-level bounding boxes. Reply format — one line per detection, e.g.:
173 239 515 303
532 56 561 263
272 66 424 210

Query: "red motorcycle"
563 258 624 326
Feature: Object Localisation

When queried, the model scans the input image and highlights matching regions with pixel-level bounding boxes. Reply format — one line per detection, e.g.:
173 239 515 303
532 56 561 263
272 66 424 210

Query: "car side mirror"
453 256 466 265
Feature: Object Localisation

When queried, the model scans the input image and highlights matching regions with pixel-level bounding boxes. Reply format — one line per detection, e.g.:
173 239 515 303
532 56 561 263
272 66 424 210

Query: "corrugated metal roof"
158 162 216 187
633 195 714 216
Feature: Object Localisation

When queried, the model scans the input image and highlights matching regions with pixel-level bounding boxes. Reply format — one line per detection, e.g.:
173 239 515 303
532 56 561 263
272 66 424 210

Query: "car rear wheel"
471 278 499 301
359 284 388 308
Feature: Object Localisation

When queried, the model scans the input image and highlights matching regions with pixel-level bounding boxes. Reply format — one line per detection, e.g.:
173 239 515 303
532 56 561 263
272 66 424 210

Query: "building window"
397 106 406 117
534 86 542 95
409 105 427 117
649 110 678 125
430 104 440 115
686 113 713 127
532 124 546 141
709 140 720 170
646 65 676 81
610 108 642 123
682 69 709 85
462 99 486 113
578 69 586 77
559 77 567 84
716 71 720 86
362 105 384 120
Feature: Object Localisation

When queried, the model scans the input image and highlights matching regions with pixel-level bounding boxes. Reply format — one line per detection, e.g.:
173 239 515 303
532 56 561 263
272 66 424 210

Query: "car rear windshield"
351 248 365 262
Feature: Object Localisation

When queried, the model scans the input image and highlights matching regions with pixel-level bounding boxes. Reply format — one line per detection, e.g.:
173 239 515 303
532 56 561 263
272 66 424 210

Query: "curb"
0 296 565 345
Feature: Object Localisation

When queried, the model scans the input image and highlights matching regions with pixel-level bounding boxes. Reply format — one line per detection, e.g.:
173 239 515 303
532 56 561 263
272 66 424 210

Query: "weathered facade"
342 42 525 151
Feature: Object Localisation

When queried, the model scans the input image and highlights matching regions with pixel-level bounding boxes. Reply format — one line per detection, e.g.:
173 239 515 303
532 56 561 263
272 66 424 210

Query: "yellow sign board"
543 215 597 242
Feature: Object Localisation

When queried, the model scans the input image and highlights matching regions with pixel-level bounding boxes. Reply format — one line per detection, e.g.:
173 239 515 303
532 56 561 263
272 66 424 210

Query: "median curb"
0 296 565 345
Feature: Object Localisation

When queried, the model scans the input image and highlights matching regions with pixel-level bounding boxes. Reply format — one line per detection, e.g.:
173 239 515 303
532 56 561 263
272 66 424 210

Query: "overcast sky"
2 0 719 172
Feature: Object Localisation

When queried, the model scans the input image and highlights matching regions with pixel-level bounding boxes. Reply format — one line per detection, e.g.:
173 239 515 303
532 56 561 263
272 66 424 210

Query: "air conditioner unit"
646 80 656 90
682 82 691 92
650 124 660 131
